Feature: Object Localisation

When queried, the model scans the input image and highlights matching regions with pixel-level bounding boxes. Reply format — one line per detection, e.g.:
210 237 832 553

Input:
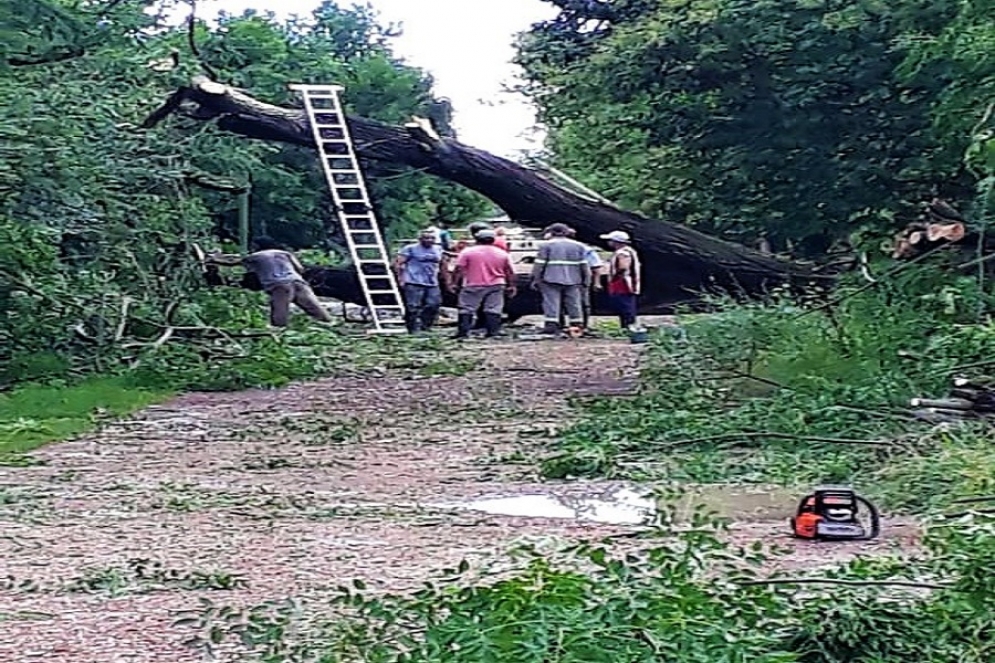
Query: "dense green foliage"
517 0 995 253
0 0 485 386
545 261 995 512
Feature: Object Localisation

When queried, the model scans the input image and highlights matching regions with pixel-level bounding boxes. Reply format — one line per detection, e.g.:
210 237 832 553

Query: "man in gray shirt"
531 223 591 335
394 229 443 333
211 237 331 327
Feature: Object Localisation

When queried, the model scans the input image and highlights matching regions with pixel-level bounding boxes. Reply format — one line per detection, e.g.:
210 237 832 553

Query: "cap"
600 230 631 243
475 229 497 240
545 222 573 236
419 228 437 238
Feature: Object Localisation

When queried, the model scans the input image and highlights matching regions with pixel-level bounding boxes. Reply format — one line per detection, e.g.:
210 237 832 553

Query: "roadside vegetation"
544 265 995 515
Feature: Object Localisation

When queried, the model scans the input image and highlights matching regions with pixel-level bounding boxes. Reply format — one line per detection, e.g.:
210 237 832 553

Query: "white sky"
197 0 558 158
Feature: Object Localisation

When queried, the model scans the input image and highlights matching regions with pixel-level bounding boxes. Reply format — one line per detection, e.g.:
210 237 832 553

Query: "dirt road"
0 338 916 662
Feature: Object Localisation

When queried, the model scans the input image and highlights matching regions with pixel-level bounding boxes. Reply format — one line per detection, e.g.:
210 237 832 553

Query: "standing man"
532 223 591 335
567 227 605 330
450 229 517 339
209 236 331 328
600 230 641 330
394 228 443 334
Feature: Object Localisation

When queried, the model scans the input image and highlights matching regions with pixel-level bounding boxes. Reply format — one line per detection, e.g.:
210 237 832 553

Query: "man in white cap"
600 230 641 330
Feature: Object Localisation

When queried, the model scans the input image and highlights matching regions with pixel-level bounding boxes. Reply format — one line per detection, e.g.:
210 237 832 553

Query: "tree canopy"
516 0 995 254
0 0 485 384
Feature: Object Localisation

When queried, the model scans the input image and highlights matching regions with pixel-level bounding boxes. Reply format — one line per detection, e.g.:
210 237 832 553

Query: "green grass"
0 377 172 455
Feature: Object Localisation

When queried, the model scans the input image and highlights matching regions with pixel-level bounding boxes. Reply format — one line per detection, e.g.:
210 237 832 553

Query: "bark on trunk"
144 77 830 308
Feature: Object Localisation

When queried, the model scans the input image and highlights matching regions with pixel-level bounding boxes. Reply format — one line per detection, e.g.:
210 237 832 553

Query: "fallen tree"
144 76 833 311
238 269 672 323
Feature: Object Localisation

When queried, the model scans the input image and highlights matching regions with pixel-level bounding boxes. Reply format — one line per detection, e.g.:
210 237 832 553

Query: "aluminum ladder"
291 84 407 334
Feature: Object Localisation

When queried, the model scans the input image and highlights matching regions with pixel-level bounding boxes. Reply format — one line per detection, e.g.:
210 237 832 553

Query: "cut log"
143 77 831 309
908 397 975 411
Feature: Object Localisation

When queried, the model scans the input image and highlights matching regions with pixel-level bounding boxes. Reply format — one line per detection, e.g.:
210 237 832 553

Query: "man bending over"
209 237 331 328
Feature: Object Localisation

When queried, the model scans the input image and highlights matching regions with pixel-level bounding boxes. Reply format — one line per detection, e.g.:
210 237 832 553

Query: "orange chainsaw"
790 486 880 541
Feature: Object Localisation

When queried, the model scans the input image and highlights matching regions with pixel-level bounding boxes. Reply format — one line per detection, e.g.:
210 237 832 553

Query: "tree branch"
654 431 897 450
737 578 952 591
186 0 220 81
8 46 86 67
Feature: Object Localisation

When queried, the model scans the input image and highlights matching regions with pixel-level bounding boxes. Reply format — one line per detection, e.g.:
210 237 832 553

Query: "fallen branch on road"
654 431 899 450
737 577 953 591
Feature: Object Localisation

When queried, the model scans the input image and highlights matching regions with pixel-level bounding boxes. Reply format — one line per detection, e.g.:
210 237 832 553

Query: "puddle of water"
440 485 802 526
442 487 656 525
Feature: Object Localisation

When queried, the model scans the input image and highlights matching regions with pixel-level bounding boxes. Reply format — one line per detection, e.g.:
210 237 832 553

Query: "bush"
543 267 995 514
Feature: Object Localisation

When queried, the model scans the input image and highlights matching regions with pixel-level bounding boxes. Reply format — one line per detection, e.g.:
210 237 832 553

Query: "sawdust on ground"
0 336 918 662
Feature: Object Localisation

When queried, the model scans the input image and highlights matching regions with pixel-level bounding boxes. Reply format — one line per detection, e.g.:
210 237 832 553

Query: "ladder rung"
357 259 388 263
367 289 400 295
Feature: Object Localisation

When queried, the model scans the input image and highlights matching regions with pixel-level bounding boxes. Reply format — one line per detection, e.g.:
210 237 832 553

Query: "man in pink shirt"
451 229 517 338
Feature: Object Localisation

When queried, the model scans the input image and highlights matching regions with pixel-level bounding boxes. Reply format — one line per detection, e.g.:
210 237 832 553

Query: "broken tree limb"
142 77 832 308
652 431 897 450
736 578 953 591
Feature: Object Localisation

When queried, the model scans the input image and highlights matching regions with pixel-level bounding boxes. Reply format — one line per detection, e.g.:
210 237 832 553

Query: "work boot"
483 312 505 338
540 321 560 335
405 315 421 334
420 307 439 332
452 313 473 339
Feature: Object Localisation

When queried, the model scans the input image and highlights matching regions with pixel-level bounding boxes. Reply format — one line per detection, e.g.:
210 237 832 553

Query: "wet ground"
0 337 918 662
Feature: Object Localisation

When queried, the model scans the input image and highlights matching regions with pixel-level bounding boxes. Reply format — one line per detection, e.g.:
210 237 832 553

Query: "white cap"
600 230 631 243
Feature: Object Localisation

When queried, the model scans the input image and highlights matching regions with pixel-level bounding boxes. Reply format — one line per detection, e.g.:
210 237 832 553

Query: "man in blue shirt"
394 229 444 333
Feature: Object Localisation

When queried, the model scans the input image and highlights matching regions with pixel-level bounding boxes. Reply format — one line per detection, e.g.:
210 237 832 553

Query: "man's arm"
450 252 467 292
530 243 549 285
503 255 517 297
206 251 245 267
591 264 605 290
286 251 306 276
394 248 409 285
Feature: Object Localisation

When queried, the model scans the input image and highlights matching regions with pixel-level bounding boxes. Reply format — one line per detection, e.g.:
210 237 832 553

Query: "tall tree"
0 0 484 382
516 0 975 255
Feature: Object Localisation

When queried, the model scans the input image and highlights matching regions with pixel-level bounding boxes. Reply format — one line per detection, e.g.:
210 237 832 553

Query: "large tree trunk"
145 76 830 309
290 269 679 323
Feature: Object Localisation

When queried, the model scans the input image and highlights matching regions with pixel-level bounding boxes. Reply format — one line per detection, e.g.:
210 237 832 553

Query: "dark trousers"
402 284 442 332
609 293 638 328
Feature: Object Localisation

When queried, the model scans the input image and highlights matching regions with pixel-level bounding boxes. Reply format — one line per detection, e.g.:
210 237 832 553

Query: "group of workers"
217 221 641 337
394 221 641 338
